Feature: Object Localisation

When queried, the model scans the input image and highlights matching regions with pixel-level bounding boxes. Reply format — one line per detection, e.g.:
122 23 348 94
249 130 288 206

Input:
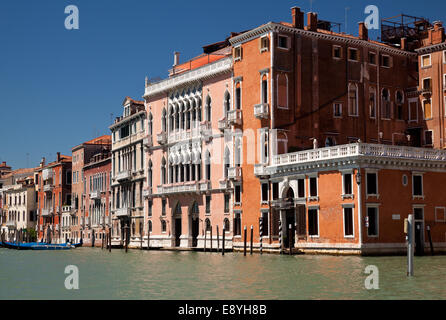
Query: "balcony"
42 169 53 181
55 224 59 232
100 216 105 225
254 164 269 177
85 217 90 227
227 109 242 125
105 215 111 226
115 208 131 217
143 135 153 148
228 167 242 181
90 191 100 200
43 184 54 193
200 122 212 141
219 179 230 190
41 208 53 217
116 170 131 182
6 220 16 229
157 131 168 145
156 183 200 195
218 118 229 131
199 181 211 192
254 103 269 119
143 188 152 198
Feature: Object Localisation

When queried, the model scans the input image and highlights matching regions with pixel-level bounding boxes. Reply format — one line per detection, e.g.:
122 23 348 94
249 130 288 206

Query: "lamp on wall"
356 170 361 185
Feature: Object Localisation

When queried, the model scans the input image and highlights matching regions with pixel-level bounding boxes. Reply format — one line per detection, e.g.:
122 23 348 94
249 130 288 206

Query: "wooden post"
222 226 225 256
406 214 414 276
250 225 253 255
288 224 292 255
147 227 150 251
109 230 112 252
243 226 247 256
204 228 207 252
279 220 282 254
210 225 213 251
125 225 128 253
427 225 434 256
140 229 143 250
101 232 104 250
217 225 220 253
259 217 263 255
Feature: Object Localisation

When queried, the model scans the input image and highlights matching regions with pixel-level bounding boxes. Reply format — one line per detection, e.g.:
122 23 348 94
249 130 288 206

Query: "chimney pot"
358 22 368 40
173 52 180 67
57 152 61 162
291 7 304 29
306 12 318 32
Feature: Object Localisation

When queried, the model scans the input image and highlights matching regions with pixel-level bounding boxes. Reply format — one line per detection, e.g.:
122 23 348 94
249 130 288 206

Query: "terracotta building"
136 7 446 255
36 153 72 243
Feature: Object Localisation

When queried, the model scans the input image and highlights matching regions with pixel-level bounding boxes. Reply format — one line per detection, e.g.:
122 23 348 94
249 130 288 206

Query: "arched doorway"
190 202 199 247
173 203 182 247
283 187 296 249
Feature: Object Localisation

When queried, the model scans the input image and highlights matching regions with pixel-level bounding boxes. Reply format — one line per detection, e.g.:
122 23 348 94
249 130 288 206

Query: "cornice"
415 42 446 54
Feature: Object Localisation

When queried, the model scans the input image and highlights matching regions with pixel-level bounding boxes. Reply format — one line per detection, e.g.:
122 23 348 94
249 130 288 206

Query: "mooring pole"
217 225 220 253
210 225 213 251
243 226 247 256
222 226 225 256
426 225 434 256
259 218 263 255
147 227 150 251
109 230 112 252
140 229 143 250
406 214 414 276
288 224 292 255
279 220 282 254
204 229 207 252
250 225 253 255
125 226 129 253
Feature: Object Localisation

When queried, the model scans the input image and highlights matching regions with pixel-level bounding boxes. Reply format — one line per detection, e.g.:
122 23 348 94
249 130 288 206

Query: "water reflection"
1 248 445 300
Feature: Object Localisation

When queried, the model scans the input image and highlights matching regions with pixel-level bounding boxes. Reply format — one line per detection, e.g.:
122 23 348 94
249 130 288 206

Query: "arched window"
224 147 230 178
369 87 376 119
161 220 166 233
235 137 242 166
205 218 211 232
169 106 174 132
197 99 202 123
139 221 143 236
277 74 288 108
148 160 153 188
381 88 391 119
206 95 212 122
396 90 404 120
162 108 167 132
348 83 358 116
148 113 153 136
261 74 268 104
235 82 241 110
131 221 135 236
224 91 231 116
161 157 166 184
224 218 230 232
205 150 211 181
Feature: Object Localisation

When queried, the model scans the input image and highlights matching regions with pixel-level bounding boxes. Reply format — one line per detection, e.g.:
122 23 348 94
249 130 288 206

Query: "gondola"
1 241 73 250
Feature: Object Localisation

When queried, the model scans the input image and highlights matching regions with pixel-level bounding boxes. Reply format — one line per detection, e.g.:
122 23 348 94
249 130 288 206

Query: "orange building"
138 7 446 254
36 153 72 243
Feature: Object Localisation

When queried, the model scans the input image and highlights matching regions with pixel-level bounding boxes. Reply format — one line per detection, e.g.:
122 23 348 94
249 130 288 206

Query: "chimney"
291 7 304 29
306 12 318 32
400 37 407 51
173 52 180 67
358 22 368 40
57 152 61 162
40 157 45 167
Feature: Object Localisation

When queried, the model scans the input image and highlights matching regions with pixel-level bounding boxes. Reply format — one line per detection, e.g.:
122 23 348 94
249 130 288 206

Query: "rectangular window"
206 195 211 214
148 200 152 217
421 54 431 68
368 52 376 65
297 179 305 198
278 36 288 49
369 90 376 118
234 213 241 236
308 209 319 236
409 100 418 122
367 207 378 237
343 173 353 195
424 130 433 146
435 207 446 222
443 51 446 64
366 172 378 196
235 185 241 204
381 55 391 68
333 46 342 59
162 199 166 216
261 183 269 202
272 183 279 200
260 36 269 52
413 174 423 196
309 177 318 197
261 211 269 236
333 102 342 118
343 207 354 237
234 46 242 61
423 78 432 91
423 99 432 120
224 194 230 213
348 48 358 61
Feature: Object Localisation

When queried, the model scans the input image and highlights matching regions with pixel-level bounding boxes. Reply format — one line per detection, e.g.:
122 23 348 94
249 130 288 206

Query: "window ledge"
308 196 319 202
366 194 380 199
412 195 425 200
342 194 354 200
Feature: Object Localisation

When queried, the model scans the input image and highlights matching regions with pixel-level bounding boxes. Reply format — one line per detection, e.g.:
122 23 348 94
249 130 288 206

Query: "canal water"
1 248 445 300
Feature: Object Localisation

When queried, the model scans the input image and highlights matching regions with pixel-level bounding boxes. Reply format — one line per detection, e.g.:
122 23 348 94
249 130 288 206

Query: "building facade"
109 97 146 247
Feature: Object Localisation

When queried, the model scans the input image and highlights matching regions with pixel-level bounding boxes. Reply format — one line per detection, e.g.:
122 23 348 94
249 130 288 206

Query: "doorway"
175 218 182 247
414 207 424 256
284 209 296 248
191 217 199 247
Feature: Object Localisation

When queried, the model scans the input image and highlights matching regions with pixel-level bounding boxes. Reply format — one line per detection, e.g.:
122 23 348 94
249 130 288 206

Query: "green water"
0 248 445 300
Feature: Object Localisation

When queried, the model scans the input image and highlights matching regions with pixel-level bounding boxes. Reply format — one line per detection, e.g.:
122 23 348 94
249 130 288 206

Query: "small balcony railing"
41 208 53 217
43 184 54 193
218 118 229 131
254 103 269 119
228 167 242 181
254 164 269 177
143 135 153 148
157 132 168 145
227 109 242 125
115 208 131 217
116 170 131 182
90 191 101 200
6 220 16 229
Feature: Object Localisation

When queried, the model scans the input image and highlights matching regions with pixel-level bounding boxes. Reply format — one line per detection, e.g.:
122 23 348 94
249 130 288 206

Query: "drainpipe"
357 168 363 253
269 30 275 246
377 48 381 144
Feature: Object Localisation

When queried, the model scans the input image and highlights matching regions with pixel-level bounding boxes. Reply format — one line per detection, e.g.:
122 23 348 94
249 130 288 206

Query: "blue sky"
0 0 445 169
